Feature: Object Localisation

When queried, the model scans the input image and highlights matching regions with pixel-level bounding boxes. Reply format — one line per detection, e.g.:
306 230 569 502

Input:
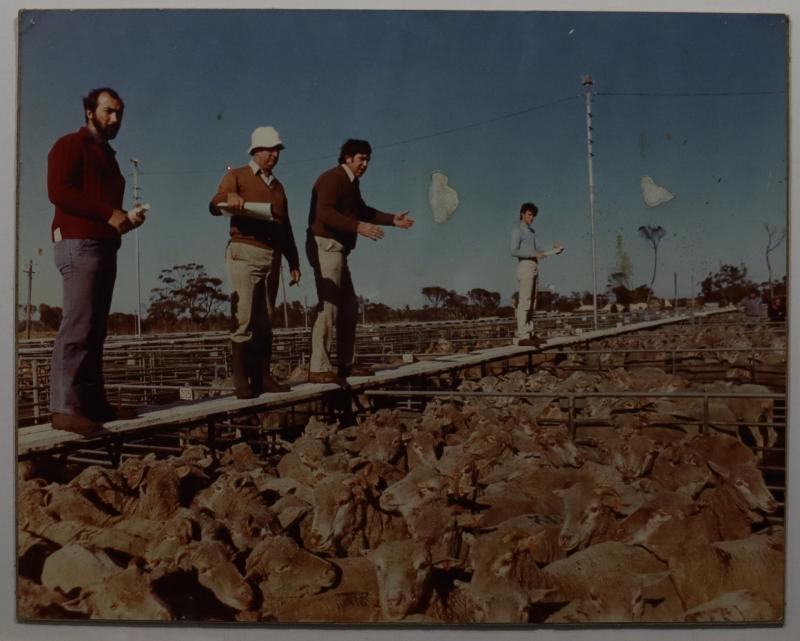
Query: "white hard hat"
248 126 284 154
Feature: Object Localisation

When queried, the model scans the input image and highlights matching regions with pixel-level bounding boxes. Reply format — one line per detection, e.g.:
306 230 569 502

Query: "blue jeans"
49 238 118 416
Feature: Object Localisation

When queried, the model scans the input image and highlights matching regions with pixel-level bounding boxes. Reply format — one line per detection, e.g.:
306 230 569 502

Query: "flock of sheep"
17 323 785 624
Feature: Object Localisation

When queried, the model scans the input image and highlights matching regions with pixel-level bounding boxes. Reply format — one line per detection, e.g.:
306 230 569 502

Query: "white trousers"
516 259 538 339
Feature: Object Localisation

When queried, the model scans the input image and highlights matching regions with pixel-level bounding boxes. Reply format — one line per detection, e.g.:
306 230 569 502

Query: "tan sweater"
210 165 299 269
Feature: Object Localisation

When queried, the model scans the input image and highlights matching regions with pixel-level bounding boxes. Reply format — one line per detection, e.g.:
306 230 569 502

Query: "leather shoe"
339 364 373 377
261 374 291 393
51 412 103 436
92 404 139 422
308 371 348 386
517 336 544 347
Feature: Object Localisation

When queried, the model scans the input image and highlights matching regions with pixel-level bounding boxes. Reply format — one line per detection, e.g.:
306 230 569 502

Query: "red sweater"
47 127 125 242
307 165 394 251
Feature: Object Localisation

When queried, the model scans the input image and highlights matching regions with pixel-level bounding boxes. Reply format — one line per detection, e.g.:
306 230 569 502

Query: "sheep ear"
175 465 192 479
527 587 556 603
707 459 729 479
598 487 621 510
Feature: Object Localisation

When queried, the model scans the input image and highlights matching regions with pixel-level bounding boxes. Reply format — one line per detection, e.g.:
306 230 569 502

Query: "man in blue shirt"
510 202 563 346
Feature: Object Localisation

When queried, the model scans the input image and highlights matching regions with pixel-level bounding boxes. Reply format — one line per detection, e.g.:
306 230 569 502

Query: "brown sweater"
307 165 395 251
210 165 299 270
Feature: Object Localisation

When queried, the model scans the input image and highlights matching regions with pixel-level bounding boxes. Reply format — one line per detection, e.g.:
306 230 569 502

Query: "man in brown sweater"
307 139 414 385
210 126 300 397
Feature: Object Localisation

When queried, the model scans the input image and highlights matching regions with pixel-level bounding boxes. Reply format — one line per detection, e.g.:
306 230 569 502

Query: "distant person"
739 289 764 325
768 294 786 323
306 139 414 385
210 126 301 398
511 202 563 346
48 87 147 434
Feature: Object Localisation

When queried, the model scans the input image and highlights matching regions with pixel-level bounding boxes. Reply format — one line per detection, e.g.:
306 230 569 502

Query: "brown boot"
517 336 544 347
51 412 103 436
246 339 289 394
231 341 255 399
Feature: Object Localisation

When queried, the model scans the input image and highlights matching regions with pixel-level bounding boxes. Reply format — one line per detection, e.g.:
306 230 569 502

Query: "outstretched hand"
357 222 384 241
393 211 414 229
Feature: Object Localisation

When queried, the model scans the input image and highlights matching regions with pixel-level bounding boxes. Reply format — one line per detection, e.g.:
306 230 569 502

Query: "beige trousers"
307 233 358 373
516 259 539 339
225 241 280 344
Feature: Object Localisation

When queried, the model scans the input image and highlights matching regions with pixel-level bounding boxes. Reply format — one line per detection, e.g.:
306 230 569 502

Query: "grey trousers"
49 238 118 416
306 233 358 373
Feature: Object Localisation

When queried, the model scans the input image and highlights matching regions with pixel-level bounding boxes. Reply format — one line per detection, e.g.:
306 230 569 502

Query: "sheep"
370 538 434 621
306 471 370 556
246 535 337 600
63 565 171 621
554 483 623 551
627 505 784 618
541 541 667 603
262 556 381 623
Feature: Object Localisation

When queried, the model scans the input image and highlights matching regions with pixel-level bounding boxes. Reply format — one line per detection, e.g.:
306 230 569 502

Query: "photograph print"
15 7 789 625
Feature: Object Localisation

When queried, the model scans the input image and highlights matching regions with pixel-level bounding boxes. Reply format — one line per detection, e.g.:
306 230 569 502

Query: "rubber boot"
231 341 255 399
248 340 289 394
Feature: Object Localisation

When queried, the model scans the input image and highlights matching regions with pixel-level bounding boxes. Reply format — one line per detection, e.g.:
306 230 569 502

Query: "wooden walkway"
17 310 729 458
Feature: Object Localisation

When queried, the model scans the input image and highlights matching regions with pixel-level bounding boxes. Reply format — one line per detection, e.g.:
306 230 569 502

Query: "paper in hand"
540 245 565 257
218 201 273 222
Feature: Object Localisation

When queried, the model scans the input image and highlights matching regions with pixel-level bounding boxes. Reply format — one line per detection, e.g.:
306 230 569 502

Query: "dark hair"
519 202 539 218
338 139 372 164
83 88 124 122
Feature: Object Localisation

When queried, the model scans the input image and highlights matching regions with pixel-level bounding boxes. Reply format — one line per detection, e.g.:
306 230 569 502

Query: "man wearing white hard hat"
210 126 301 398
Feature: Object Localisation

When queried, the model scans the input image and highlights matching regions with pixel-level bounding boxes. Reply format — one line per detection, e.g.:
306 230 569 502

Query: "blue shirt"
511 222 538 259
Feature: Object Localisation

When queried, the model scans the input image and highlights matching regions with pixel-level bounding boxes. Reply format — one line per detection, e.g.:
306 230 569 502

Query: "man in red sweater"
47 88 146 434
210 126 301 397
307 139 414 385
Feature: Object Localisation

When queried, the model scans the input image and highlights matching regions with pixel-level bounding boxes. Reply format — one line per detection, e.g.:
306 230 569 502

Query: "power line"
373 94 581 150
596 90 785 97
124 94 582 177
122 88 785 179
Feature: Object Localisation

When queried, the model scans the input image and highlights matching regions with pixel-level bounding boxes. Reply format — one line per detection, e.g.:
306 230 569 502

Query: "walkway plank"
17 310 729 457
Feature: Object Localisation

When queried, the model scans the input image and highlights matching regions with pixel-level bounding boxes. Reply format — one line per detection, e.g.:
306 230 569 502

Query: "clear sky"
16 9 788 315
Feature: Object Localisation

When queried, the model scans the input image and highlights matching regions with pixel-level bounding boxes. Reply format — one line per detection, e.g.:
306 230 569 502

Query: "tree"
700 263 752 304
421 286 449 308
467 288 501 312
444 290 469 318
638 225 667 297
147 263 229 328
764 224 786 298
38 304 62 331
614 233 633 288
108 312 136 334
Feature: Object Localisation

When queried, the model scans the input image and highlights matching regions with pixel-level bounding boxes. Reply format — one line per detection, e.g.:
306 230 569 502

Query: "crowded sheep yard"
14 306 787 625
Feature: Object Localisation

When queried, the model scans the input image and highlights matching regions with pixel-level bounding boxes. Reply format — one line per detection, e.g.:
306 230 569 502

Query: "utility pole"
674 271 678 316
24 259 34 339
582 74 599 330
130 158 142 337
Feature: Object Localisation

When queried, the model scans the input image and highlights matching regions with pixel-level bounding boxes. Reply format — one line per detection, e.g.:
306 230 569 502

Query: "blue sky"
16 9 788 315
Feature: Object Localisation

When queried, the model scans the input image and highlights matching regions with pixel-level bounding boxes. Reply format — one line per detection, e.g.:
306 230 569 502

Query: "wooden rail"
17 310 733 458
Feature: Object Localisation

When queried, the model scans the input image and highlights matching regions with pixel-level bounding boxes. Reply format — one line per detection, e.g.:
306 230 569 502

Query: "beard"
97 120 120 140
